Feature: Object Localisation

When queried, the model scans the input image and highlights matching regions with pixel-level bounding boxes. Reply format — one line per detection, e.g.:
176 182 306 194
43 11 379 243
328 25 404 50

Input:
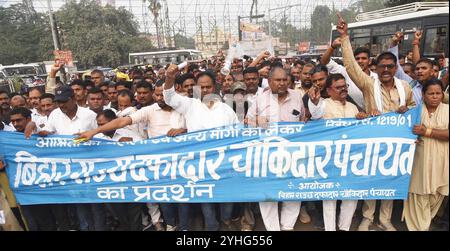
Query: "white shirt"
246 87 264 107
43 106 97 135
104 106 117 114
96 128 143 142
261 78 269 89
116 106 147 139
1 122 15 132
31 111 49 130
129 103 185 138
163 87 238 132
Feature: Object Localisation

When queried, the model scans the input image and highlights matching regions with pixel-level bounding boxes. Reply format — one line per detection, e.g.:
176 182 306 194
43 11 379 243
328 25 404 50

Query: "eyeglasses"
333 84 349 91
377 64 396 70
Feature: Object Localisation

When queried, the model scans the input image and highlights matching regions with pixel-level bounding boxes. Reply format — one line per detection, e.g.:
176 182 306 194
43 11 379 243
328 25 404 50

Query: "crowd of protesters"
0 14 448 231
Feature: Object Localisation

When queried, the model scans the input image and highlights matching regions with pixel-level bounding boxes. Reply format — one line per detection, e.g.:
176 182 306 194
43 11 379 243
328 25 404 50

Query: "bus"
128 49 203 66
331 2 449 59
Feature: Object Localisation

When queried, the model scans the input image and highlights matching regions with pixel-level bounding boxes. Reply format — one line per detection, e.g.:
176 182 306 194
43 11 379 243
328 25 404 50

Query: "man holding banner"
246 66 305 231
337 14 416 231
25 85 104 231
163 64 239 231
77 82 188 231
309 73 368 231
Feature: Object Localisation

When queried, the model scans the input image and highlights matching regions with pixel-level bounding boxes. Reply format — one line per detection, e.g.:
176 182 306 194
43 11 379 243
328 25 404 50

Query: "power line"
4 0 354 42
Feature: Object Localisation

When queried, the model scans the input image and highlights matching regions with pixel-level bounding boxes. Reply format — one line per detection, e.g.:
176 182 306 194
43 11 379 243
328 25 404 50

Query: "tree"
173 33 196 49
146 0 163 48
351 0 385 13
0 4 53 65
54 0 155 68
261 19 310 47
311 5 332 43
0 1 155 68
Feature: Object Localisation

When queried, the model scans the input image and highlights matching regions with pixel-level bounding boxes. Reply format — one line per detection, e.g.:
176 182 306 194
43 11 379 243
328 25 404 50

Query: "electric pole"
47 0 60 50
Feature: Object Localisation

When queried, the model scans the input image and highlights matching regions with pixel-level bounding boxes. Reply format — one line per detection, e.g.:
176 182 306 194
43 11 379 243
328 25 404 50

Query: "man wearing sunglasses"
337 14 416 231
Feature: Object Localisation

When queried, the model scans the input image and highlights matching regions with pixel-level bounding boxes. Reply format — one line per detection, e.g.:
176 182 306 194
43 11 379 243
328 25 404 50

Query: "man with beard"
290 65 302 86
90 69 105 87
27 87 43 112
76 82 187 231
294 63 315 98
164 66 239 231
338 14 415 231
0 90 11 124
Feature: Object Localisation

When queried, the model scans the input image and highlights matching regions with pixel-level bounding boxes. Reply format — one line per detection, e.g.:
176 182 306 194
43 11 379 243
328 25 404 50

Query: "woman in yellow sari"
404 79 449 231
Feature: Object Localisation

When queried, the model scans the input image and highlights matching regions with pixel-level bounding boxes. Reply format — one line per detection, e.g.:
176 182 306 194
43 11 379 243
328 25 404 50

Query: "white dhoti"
323 200 358 231
259 201 301 231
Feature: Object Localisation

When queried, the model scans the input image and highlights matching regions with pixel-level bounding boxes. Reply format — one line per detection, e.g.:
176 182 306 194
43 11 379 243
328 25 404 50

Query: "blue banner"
0 107 421 205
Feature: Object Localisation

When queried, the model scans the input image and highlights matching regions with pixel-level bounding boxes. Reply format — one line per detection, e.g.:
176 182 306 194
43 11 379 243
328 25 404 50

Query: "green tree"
173 33 196 49
0 1 155 68
351 0 386 13
55 0 155 68
0 4 53 65
261 19 310 47
311 5 332 43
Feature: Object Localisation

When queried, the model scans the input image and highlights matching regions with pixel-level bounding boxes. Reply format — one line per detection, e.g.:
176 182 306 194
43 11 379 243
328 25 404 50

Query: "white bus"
331 2 449 58
128 49 203 66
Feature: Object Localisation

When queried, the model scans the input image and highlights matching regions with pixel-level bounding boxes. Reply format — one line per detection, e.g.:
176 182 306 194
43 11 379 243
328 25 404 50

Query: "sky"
1 0 357 36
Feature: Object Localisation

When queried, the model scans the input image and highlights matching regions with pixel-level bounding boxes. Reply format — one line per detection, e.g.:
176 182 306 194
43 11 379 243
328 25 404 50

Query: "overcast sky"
2 0 356 36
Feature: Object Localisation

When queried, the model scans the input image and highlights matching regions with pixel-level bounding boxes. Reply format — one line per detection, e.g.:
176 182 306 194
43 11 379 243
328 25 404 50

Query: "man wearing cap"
77 82 188 231
227 81 248 123
24 85 105 231
227 80 257 231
